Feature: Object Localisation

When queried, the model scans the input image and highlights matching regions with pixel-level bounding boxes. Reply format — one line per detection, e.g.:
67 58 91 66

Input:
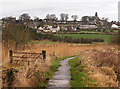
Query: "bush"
92 38 104 42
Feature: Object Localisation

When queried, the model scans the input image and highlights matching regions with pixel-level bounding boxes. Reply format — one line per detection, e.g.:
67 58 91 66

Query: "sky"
0 0 119 21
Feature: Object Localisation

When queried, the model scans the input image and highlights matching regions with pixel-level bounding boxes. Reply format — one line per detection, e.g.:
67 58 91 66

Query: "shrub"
92 38 104 42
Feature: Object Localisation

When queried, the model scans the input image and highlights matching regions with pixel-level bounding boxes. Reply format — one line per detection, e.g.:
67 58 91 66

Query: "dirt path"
47 57 75 88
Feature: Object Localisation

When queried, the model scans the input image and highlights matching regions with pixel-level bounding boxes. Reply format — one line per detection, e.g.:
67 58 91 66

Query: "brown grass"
2 40 118 64
2 40 118 87
2 55 53 87
80 47 119 87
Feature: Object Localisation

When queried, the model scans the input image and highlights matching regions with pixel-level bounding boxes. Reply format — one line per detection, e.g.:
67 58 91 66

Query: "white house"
50 26 60 32
43 26 51 32
80 25 97 29
37 27 44 33
38 27 43 30
111 24 119 29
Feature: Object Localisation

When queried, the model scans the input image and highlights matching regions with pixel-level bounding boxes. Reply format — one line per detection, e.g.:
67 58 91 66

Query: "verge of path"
46 57 76 89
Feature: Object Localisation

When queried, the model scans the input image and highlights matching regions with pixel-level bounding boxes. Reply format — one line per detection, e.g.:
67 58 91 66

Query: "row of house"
34 12 117 33
1 12 119 33
36 24 119 33
37 26 60 33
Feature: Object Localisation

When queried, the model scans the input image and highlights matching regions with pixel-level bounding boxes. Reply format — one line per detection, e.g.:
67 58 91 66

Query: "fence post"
9 50 13 63
53 51 55 56
42 50 46 61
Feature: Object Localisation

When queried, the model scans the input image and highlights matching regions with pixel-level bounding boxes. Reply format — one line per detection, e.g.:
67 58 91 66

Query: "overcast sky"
0 0 119 21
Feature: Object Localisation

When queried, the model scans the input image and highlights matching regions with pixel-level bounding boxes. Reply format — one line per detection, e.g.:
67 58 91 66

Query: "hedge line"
36 34 104 44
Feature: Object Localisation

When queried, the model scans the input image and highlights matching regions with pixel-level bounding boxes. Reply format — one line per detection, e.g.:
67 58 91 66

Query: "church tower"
95 12 98 17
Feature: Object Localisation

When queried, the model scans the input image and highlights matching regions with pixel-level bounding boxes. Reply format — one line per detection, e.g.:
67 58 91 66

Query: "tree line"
2 13 80 23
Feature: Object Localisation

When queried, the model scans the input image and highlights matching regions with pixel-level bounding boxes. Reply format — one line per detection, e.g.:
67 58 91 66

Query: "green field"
54 34 114 43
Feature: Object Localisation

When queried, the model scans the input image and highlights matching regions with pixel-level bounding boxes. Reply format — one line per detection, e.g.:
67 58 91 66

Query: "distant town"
1 12 119 33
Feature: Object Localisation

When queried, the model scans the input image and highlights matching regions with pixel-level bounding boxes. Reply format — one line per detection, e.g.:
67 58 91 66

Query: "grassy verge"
37 56 74 87
69 57 99 87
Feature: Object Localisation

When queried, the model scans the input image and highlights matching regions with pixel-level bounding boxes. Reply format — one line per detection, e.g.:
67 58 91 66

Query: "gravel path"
46 57 75 89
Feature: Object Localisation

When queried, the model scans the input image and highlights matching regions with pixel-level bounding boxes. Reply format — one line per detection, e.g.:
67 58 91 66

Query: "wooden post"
42 50 46 61
53 51 55 56
9 50 13 63
28 61 30 66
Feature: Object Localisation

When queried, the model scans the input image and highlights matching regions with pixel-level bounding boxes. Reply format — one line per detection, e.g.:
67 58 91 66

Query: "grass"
69 57 99 87
57 31 100 34
38 41 56 45
113 30 118 33
37 56 74 87
27 40 56 45
78 31 101 33
54 34 113 43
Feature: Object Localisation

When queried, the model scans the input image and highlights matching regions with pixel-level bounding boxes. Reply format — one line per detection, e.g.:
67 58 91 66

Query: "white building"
37 25 60 33
80 25 97 29
50 26 60 32
111 24 119 29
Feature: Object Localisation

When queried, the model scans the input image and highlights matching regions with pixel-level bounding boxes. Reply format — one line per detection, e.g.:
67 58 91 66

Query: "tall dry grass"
80 47 119 87
2 40 118 87
94 48 118 71
3 40 117 65
2 54 54 87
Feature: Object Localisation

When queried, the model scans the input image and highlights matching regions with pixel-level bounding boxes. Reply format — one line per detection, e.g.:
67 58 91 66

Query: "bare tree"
65 14 69 23
45 14 57 20
45 14 51 20
2 17 16 24
2 23 31 50
51 14 57 20
34 16 40 21
71 15 78 21
60 13 65 22
101 17 111 30
19 13 31 22
60 13 69 23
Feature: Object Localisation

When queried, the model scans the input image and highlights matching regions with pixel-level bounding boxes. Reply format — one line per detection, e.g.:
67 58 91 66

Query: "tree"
71 15 78 21
34 16 40 22
19 13 31 21
45 14 51 20
2 23 31 50
65 14 69 23
60 13 69 23
51 14 57 21
2 17 16 24
60 13 65 21
45 14 57 21
101 17 111 30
